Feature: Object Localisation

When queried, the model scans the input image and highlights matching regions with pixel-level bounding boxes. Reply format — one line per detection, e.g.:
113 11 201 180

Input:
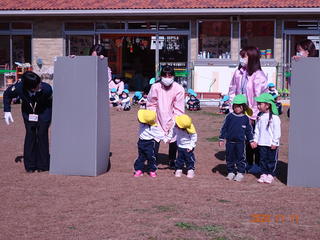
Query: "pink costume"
228 68 268 120
109 80 124 95
147 82 185 139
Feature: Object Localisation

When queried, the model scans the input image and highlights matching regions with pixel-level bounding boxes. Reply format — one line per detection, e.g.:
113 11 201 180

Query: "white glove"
4 112 14 125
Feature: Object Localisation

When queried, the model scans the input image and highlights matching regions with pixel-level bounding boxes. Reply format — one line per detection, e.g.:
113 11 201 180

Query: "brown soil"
0 105 319 240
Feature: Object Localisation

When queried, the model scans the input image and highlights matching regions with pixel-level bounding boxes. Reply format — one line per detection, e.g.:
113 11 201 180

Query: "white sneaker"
175 169 182 177
187 169 195 178
226 173 235 180
257 174 268 183
265 174 274 184
234 173 244 182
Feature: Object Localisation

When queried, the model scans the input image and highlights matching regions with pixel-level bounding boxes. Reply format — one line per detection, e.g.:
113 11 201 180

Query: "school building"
1 1 320 95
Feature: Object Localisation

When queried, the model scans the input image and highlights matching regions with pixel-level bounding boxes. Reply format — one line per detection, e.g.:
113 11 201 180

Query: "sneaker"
234 173 244 182
257 174 268 183
175 169 183 177
134 170 143 177
187 169 195 179
226 172 235 180
149 171 157 178
265 174 274 184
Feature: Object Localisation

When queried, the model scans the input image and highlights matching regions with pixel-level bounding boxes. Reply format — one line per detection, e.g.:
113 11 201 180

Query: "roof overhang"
1 8 320 16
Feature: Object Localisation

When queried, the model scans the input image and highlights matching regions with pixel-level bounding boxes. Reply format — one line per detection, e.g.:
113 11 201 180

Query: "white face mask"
161 77 174 86
239 57 248 67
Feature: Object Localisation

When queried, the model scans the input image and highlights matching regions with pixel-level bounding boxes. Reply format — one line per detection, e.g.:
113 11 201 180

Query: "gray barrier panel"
288 57 320 187
50 56 110 176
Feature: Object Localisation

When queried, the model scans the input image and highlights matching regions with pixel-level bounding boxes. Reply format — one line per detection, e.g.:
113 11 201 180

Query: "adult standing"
228 46 268 167
147 65 185 168
3 71 52 172
288 39 317 118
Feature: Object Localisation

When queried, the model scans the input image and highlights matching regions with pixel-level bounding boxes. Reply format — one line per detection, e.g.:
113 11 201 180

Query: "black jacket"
3 81 52 122
219 112 253 142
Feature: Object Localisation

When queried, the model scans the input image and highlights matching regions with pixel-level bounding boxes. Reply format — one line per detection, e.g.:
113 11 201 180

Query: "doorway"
100 34 155 91
100 34 189 91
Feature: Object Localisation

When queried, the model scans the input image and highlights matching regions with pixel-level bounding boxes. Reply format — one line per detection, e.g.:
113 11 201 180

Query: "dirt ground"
0 104 319 240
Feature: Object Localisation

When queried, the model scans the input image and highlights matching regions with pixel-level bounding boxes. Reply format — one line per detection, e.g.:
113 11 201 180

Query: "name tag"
28 114 38 122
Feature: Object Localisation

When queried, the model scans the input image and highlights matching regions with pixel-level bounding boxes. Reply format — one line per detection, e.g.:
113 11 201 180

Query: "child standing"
253 93 281 184
134 109 162 177
172 114 197 178
219 94 255 181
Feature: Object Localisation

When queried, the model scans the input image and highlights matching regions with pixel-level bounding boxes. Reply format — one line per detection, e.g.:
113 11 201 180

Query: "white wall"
193 65 277 95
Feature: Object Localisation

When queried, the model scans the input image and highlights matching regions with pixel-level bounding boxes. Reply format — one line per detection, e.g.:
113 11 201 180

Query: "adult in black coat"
3 71 52 172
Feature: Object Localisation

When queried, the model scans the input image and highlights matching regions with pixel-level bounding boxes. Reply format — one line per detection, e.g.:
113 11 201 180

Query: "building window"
65 22 94 31
158 22 189 30
12 35 31 64
11 22 32 30
198 20 231 59
128 21 157 30
0 23 10 31
284 21 319 30
66 35 95 56
96 22 125 30
0 35 10 65
241 20 274 59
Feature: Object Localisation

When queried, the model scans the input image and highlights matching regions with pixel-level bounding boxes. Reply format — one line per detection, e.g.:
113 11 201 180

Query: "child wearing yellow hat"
134 109 163 177
219 94 255 182
170 114 197 178
253 93 281 184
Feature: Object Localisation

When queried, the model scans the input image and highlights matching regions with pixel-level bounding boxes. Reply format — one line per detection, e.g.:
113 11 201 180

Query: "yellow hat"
175 114 196 134
137 109 157 126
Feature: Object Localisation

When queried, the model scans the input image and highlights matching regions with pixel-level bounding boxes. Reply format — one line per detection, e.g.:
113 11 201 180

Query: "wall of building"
32 19 64 75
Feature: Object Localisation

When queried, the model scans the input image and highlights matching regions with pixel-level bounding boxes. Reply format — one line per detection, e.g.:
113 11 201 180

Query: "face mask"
239 57 247 67
114 79 121 83
161 77 174 86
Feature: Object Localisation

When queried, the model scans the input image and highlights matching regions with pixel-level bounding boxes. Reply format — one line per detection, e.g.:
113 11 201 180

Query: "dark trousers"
175 147 196 170
23 120 50 171
226 141 246 174
154 141 177 161
259 146 278 176
246 120 260 166
134 139 158 172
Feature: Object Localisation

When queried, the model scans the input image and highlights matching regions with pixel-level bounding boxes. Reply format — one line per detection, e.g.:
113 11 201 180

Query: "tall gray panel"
50 56 110 176
288 58 320 187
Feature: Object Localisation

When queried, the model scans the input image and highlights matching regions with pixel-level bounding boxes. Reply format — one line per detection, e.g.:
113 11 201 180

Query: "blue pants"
259 146 278 176
226 141 246 174
134 139 158 172
175 147 196 170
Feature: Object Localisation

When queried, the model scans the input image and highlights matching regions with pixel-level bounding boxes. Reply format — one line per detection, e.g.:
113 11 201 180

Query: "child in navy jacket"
219 94 255 181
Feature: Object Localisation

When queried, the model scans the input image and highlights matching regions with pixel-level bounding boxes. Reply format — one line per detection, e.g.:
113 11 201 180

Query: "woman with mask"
288 39 317 118
293 39 317 60
147 65 185 169
228 46 268 168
